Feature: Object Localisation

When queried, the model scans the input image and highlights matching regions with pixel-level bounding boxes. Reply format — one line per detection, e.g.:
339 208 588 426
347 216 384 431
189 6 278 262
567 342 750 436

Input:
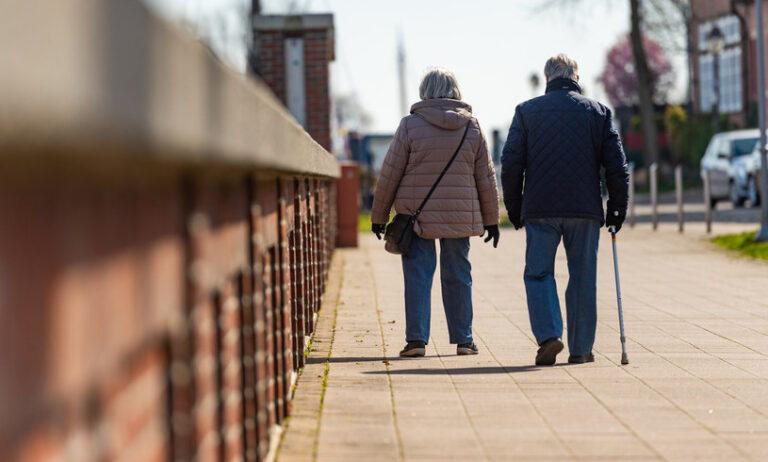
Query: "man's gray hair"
544 54 579 80
419 68 462 100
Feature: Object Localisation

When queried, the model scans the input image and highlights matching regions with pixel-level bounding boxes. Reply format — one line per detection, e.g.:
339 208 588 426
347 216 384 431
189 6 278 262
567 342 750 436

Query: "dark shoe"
568 353 595 364
457 342 479 355
399 341 426 357
535 338 564 366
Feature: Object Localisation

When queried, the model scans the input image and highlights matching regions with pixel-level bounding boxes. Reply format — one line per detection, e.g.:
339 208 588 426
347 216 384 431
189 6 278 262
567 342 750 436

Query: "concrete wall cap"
0 0 339 179
253 14 334 32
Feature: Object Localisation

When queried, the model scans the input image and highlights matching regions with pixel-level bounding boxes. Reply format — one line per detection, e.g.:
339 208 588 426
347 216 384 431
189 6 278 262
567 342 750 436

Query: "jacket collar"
545 78 582 94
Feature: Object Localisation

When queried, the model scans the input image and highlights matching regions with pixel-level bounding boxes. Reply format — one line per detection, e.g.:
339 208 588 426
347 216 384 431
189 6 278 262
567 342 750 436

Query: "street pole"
675 165 684 233
757 0 768 242
704 170 713 234
650 162 658 231
628 164 636 227
247 0 261 76
713 53 721 134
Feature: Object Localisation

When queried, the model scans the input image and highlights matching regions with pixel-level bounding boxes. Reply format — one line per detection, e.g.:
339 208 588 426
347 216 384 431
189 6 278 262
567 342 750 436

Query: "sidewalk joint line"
369 246 405 462
431 338 492 462
594 310 754 459
472 328 578 459
310 253 344 462
599 299 768 421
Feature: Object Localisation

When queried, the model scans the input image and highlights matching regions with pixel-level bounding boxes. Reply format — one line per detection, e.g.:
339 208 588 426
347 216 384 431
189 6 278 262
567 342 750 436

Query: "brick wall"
1 3 340 459
0 167 336 462
254 16 334 151
304 29 332 151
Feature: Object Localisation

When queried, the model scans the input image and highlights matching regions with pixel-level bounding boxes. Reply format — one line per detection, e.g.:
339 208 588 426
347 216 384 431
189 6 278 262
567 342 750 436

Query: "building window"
698 16 743 114
700 54 714 111
719 47 742 113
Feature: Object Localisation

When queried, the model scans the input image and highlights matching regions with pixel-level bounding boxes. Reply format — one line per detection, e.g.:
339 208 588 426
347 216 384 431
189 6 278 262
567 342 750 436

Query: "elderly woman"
371 68 500 357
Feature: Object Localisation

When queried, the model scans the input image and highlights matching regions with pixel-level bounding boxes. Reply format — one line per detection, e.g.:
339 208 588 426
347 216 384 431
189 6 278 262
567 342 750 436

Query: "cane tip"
621 353 629 365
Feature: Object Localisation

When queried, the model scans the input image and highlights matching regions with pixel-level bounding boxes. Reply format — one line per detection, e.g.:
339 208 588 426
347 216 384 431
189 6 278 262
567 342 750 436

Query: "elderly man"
501 54 629 365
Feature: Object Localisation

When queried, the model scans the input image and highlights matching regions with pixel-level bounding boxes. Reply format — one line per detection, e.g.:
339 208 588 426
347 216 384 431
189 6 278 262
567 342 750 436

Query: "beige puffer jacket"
371 99 499 239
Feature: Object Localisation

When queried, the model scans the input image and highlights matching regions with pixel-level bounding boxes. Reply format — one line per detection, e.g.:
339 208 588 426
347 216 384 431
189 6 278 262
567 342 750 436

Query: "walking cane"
609 225 629 365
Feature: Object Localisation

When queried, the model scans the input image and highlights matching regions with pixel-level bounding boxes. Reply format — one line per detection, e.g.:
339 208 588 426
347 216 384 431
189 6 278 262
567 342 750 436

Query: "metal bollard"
704 170 712 234
675 165 684 233
628 164 636 227
650 163 658 231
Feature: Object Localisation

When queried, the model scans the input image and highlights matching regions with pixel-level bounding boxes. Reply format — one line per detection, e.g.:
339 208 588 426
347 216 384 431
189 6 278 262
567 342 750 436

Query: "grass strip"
712 229 768 261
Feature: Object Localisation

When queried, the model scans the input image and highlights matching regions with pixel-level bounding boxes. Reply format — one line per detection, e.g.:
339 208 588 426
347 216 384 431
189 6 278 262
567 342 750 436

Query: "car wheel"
748 176 761 207
730 182 746 207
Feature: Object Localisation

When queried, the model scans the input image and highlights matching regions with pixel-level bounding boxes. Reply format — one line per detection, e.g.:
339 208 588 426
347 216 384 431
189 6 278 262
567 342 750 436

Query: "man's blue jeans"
524 218 600 356
402 235 473 344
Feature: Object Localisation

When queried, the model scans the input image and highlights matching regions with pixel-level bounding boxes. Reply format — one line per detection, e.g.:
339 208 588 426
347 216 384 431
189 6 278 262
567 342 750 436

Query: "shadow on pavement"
363 365 541 375
306 356 411 364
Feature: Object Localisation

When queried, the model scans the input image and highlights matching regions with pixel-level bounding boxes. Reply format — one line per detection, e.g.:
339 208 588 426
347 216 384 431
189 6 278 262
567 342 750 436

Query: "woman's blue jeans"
524 218 600 356
402 235 473 344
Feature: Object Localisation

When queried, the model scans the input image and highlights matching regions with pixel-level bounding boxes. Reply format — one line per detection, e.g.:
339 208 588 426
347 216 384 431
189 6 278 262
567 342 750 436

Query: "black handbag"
384 120 472 255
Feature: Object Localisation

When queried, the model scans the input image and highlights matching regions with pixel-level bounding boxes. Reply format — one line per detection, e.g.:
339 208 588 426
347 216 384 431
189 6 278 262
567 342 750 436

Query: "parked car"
700 129 761 207
731 139 765 207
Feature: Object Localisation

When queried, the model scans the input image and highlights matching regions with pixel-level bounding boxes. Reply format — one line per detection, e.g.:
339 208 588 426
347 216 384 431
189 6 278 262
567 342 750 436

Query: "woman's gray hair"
544 54 579 80
419 68 462 100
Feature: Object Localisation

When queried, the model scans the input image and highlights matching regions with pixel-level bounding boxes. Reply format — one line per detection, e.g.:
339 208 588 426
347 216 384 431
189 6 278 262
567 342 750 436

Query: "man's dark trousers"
524 217 600 357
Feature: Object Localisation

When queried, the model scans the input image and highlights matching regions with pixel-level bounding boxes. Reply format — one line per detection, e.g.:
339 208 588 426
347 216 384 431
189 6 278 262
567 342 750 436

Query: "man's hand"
372 223 386 240
505 204 523 230
482 225 500 248
605 210 626 233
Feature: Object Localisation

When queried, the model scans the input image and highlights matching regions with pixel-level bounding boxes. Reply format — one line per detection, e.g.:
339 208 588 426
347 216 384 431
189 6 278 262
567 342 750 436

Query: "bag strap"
414 119 472 216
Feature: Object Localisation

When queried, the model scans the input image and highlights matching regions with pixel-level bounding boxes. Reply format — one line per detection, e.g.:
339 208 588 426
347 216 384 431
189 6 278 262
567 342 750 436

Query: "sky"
143 0 687 137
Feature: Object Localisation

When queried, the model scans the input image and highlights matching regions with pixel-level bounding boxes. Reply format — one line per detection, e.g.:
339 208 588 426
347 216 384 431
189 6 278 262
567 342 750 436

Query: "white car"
731 139 765 207
700 129 761 207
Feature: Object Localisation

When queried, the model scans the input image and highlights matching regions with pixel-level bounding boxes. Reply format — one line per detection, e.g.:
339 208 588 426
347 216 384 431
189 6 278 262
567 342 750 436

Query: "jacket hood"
410 99 472 130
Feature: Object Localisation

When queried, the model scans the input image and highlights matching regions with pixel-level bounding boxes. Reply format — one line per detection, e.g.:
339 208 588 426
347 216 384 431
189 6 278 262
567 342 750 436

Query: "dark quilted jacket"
501 78 629 224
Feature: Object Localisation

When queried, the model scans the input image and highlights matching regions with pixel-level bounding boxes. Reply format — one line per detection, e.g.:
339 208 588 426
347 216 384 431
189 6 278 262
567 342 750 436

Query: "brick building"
690 0 768 127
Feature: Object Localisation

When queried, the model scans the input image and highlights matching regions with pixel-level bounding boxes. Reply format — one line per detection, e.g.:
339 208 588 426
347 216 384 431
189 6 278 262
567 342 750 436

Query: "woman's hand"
482 225 500 248
372 223 386 240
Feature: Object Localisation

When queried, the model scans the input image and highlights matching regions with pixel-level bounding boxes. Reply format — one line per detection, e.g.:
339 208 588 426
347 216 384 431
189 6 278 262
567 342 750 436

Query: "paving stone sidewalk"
278 223 768 461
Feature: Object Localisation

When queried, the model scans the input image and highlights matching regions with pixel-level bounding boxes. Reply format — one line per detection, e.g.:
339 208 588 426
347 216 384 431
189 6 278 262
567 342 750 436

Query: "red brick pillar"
253 15 335 151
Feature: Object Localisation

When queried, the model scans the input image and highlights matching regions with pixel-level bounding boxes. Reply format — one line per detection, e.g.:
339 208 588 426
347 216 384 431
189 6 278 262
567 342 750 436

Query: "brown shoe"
535 338 564 366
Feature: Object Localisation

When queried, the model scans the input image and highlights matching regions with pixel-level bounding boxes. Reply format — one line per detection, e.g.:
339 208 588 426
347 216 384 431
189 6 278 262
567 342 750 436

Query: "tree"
642 0 694 113
630 0 660 166
600 35 675 108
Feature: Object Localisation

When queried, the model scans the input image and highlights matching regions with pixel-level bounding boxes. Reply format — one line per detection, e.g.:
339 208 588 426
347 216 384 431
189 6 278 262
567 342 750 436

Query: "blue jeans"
524 218 600 356
402 235 473 344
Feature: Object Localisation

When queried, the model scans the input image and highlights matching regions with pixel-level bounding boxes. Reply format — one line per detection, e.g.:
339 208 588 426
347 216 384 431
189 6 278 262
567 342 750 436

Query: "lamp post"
706 25 725 134
755 0 768 242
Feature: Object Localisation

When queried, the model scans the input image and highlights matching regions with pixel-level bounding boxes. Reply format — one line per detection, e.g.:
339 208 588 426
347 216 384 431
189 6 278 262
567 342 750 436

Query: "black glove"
508 211 523 230
505 204 524 230
482 225 500 248
372 223 386 240
605 209 626 233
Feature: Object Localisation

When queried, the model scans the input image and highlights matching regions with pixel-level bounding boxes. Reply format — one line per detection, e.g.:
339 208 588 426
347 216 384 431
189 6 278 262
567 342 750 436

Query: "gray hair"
419 68 462 100
544 54 579 80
